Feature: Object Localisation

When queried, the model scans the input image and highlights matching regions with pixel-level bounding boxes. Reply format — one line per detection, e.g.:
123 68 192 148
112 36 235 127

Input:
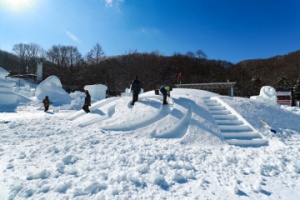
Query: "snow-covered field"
1 88 300 200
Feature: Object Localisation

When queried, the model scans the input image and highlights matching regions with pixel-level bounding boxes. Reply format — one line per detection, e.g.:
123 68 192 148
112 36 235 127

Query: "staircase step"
204 99 217 102
205 101 219 103
222 132 262 139
219 125 253 132
213 114 237 120
210 110 231 115
206 104 220 107
216 120 243 125
207 106 226 110
226 139 269 147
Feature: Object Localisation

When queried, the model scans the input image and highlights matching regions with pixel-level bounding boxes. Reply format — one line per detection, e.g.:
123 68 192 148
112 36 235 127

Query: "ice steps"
206 105 226 110
222 132 262 139
226 139 268 147
212 114 237 120
210 110 231 115
215 120 243 125
218 125 253 132
204 98 268 147
205 102 220 106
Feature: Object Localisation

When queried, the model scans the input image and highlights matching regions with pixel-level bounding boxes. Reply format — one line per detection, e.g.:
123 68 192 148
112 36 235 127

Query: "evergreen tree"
277 74 290 90
294 75 300 91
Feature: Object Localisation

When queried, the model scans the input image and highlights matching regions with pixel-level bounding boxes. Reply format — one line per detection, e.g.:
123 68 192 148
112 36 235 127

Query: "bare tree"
46 45 61 66
196 50 207 59
46 45 82 88
186 51 195 57
13 43 45 74
86 43 105 65
12 43 26 74
47 45 82 68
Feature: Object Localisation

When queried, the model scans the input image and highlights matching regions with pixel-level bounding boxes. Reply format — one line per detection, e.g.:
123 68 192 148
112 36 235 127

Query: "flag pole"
178 72 182 84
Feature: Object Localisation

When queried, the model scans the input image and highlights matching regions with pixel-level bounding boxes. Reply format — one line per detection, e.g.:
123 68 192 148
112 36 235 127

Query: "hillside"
1 49 300 97
236 50 300 88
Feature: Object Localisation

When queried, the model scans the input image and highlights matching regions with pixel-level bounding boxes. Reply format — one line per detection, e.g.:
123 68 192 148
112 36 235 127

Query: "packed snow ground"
1 88 300 200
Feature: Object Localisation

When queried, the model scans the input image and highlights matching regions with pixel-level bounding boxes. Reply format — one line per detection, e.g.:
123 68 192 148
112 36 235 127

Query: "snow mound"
35 75 73 105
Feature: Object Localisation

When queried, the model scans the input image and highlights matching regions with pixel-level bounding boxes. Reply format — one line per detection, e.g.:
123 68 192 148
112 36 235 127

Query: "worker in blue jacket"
160 85 172 104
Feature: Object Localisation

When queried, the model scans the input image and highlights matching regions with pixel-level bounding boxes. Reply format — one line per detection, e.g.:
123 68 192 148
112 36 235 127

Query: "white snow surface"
0 87 300 200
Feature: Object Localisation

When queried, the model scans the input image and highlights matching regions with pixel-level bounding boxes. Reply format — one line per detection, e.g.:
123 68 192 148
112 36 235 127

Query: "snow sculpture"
84 84 108 101
250 86 277 105
35 75 72 104
0 67 17 105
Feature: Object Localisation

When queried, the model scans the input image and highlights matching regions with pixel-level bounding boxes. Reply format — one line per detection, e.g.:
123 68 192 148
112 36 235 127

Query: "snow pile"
35 75 73 105
250 86 277 105
0 88 300 199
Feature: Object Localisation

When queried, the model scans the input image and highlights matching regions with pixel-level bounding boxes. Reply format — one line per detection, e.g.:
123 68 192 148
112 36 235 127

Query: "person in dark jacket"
160 85 172 104
131 76 141 105
82 90 91 113
43 96 52 112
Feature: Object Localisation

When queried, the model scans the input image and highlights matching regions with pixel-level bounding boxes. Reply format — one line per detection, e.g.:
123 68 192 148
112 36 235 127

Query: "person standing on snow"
82 90 91 113
43 96 52 112
160 85 172 105
130 76 141 105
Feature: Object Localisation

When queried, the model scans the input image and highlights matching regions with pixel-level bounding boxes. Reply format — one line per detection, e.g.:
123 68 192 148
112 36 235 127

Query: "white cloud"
65 31 81 44
105 0 113 7
104 0 124 7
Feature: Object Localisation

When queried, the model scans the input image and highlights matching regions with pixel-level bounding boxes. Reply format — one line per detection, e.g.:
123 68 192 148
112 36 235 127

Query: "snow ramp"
67 97 120 120
204 97 268 147
151 104 192 138
102 97 172 131
77 104 116 127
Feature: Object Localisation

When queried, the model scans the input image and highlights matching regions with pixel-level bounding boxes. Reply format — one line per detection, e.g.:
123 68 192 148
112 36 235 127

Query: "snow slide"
102 98 172 131
67 97 120 120
152 104 192 138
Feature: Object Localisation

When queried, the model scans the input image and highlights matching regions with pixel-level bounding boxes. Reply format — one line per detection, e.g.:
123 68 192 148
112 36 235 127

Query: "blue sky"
0 0 299 63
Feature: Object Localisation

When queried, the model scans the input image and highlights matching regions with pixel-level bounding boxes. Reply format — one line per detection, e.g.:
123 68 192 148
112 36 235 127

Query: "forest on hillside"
1 42 300 97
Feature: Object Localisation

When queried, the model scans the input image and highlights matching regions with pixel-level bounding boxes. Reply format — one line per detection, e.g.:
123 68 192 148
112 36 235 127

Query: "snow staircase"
204 98 268 147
